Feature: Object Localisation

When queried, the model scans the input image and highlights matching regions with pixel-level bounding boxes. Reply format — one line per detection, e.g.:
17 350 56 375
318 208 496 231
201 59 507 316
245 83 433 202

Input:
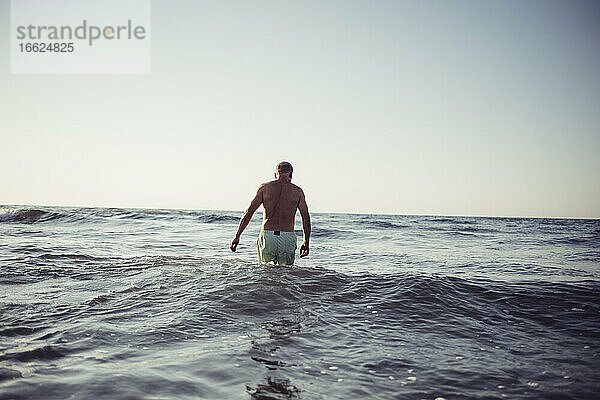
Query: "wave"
2 254 599 399
1 254 217 285
0 207 243 225
449 230 477 236
0 345 64 363
422 224 499 234
198 214 240 223
356 218 410 230
310 227 354 238
86 208 169 220
0 326 43 338
422 217 475 224
182 262 600 332
543 236 597 246
0 208 67 224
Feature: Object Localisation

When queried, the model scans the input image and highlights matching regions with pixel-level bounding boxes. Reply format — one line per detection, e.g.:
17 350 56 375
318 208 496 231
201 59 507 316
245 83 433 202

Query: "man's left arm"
297 190 311 257
230 186 263 252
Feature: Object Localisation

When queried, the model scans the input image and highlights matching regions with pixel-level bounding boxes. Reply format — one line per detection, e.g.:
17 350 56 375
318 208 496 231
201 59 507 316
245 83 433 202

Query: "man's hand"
230 236 240 252
299 241 309 258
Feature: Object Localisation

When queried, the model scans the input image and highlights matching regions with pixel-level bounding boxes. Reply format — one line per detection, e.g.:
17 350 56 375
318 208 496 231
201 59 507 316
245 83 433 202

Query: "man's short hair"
276 161 293 174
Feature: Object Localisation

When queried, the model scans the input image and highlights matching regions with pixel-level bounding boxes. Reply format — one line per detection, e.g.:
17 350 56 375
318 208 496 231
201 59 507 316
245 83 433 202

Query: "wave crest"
0 208 65 224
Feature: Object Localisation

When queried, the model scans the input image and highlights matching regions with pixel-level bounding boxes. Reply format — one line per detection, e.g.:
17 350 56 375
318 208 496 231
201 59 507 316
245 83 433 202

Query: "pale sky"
1 0 599 218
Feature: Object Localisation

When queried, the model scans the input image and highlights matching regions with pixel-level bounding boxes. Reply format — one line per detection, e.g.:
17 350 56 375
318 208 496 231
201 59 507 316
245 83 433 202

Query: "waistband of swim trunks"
262 230 296 236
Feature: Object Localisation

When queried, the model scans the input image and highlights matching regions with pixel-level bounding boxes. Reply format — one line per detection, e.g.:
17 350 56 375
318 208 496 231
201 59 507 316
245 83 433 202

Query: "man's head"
275 161 293 181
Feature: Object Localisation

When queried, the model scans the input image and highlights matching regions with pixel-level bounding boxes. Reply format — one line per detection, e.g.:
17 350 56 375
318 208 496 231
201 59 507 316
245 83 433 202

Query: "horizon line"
1 202 598 221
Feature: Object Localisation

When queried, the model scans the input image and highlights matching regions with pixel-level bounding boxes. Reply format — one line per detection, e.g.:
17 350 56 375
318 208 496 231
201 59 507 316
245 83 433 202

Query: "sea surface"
0 206 599 400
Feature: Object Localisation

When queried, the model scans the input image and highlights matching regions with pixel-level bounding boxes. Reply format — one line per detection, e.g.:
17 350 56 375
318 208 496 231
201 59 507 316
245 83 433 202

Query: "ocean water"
0 206 599 400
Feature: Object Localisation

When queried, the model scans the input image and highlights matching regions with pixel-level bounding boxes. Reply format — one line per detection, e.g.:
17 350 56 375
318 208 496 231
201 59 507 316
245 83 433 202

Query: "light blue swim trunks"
257 230 297 266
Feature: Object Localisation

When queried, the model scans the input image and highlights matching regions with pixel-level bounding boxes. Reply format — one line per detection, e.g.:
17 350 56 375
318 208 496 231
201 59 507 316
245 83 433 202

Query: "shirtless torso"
261 180 304 232
230 163 311 258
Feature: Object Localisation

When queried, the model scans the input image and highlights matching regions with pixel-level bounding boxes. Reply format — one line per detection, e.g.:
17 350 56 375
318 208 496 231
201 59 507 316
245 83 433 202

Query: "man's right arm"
230 185 263 252
298 190 311 257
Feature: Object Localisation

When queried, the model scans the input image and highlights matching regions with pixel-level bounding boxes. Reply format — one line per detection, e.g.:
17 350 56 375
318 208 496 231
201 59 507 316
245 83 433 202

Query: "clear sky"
1 0 599 217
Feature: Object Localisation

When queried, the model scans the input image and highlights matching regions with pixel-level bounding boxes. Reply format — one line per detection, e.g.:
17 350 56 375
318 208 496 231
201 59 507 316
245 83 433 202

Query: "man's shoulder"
260 181 304 195
288 182 303 193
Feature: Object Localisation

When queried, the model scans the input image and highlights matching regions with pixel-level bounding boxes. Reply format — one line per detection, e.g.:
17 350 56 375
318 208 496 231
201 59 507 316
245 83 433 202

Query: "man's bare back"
230 161 311 260
261 180 304 232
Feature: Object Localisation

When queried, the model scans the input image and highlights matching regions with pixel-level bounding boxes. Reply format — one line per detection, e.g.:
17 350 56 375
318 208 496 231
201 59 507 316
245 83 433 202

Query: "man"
229 161 311 265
